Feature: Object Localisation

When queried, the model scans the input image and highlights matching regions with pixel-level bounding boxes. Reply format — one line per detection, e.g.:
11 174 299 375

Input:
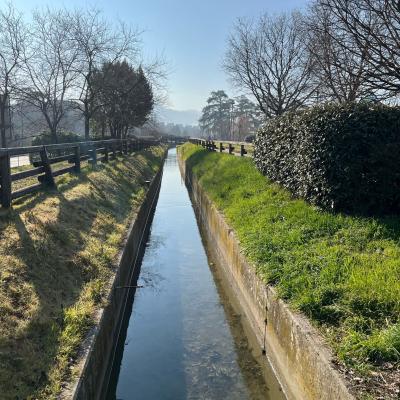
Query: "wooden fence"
0 138 156 208
189 138 254 157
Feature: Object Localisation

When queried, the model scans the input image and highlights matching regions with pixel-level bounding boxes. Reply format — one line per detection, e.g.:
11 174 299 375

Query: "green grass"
11 161 72 192
179 144 400 392
0 146 165 399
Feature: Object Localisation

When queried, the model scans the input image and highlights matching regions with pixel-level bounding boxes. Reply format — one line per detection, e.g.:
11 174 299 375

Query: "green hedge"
30 131 82 162
254 103 400 214
31 131 81 146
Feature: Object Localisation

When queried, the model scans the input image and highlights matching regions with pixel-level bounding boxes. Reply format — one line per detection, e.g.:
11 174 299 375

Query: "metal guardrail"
189 138 254 157
0 138 157 208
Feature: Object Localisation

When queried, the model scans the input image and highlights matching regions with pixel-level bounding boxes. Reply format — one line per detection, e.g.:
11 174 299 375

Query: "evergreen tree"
233 96 263 140
92 61 153 138
199 90 234 139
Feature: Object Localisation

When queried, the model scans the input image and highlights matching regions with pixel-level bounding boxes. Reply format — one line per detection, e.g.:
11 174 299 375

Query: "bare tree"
305 1 377 102
321 0 400 95
0 3 26 147
70 8 141 139
224 12 316 118
141 53 170 107
20 8 79 143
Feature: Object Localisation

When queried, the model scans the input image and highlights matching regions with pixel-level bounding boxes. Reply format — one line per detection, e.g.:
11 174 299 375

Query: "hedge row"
254 103 400 214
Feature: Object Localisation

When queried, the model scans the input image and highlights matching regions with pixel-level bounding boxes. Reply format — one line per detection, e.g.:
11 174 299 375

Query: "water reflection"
106 148 284 400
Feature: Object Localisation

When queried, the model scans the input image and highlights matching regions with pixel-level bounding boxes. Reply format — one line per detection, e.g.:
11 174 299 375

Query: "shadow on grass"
0 192 99 398
0 149 162 399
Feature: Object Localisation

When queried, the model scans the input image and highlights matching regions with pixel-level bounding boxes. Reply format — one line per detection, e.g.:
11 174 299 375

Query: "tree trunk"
84 102 90 139
51 126 58 144
0 101 6 148
109 122 114 138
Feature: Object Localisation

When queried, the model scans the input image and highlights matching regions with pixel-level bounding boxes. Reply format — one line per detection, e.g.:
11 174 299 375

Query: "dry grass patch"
0 146 165 399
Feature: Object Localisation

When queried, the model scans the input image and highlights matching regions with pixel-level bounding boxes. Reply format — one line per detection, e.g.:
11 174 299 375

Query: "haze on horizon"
10 0 308 114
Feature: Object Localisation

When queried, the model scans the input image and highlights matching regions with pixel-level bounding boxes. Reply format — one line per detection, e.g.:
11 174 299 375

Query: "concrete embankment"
178 149 354 400
61 151 166 400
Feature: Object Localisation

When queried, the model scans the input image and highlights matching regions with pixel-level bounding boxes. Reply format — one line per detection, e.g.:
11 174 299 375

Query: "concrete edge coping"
60 149 167 400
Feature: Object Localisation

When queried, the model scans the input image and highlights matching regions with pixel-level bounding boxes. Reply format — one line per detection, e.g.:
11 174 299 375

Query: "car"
244 134 255 143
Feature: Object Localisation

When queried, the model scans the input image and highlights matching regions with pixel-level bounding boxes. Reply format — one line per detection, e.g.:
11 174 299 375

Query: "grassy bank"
0 146 165 400
179 143 400 399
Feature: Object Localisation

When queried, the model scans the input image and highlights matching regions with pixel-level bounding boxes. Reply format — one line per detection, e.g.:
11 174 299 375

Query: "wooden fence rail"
0 138 156 208
189 138 254 158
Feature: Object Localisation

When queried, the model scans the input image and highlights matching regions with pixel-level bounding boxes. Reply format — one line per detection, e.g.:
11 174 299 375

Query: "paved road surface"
10 155 30 168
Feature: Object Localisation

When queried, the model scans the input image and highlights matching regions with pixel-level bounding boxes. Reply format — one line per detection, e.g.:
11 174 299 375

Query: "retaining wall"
178 150 354 400
61 153 165 400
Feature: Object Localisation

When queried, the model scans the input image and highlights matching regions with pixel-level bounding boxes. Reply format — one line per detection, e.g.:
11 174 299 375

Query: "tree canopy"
92 61 154 138
199 90 262 140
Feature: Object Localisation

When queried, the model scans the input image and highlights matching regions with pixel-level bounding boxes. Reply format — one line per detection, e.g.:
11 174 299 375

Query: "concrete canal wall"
61 153 166 400
178 150 354 400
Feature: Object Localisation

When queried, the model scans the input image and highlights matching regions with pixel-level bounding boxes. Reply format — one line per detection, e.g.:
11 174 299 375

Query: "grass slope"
179 143 400 399
0 146 165 399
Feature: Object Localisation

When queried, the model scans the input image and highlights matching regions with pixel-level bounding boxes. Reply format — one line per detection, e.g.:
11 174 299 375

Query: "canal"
106 148 285 400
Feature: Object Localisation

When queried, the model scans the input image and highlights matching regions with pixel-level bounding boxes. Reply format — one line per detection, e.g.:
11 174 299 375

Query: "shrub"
31 131 81 146
30 131 82 161
254 103 400 214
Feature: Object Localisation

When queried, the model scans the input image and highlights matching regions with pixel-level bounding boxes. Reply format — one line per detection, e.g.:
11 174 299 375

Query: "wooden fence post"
104 145 109 162
228 143 234 154
240 144 247 157
92 146 97 165
88 145 97 166
0 153 11 208
112 143 117 160
40 146 56 187
74 145 81 173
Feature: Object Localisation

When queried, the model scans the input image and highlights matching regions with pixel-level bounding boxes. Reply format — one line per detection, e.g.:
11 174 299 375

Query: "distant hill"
156 106 200 126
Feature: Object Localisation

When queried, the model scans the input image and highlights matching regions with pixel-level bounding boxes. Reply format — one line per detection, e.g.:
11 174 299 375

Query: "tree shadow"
0 151 161 399
0 192 99 398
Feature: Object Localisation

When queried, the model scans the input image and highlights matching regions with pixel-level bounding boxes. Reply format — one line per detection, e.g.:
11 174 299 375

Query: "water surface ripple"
107 148 284 400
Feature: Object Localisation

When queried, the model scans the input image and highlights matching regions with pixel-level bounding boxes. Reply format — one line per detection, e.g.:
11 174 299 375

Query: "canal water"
106 148 285 400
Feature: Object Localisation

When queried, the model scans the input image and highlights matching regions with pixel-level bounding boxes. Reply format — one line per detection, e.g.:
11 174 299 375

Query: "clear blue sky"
11 0 308 111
